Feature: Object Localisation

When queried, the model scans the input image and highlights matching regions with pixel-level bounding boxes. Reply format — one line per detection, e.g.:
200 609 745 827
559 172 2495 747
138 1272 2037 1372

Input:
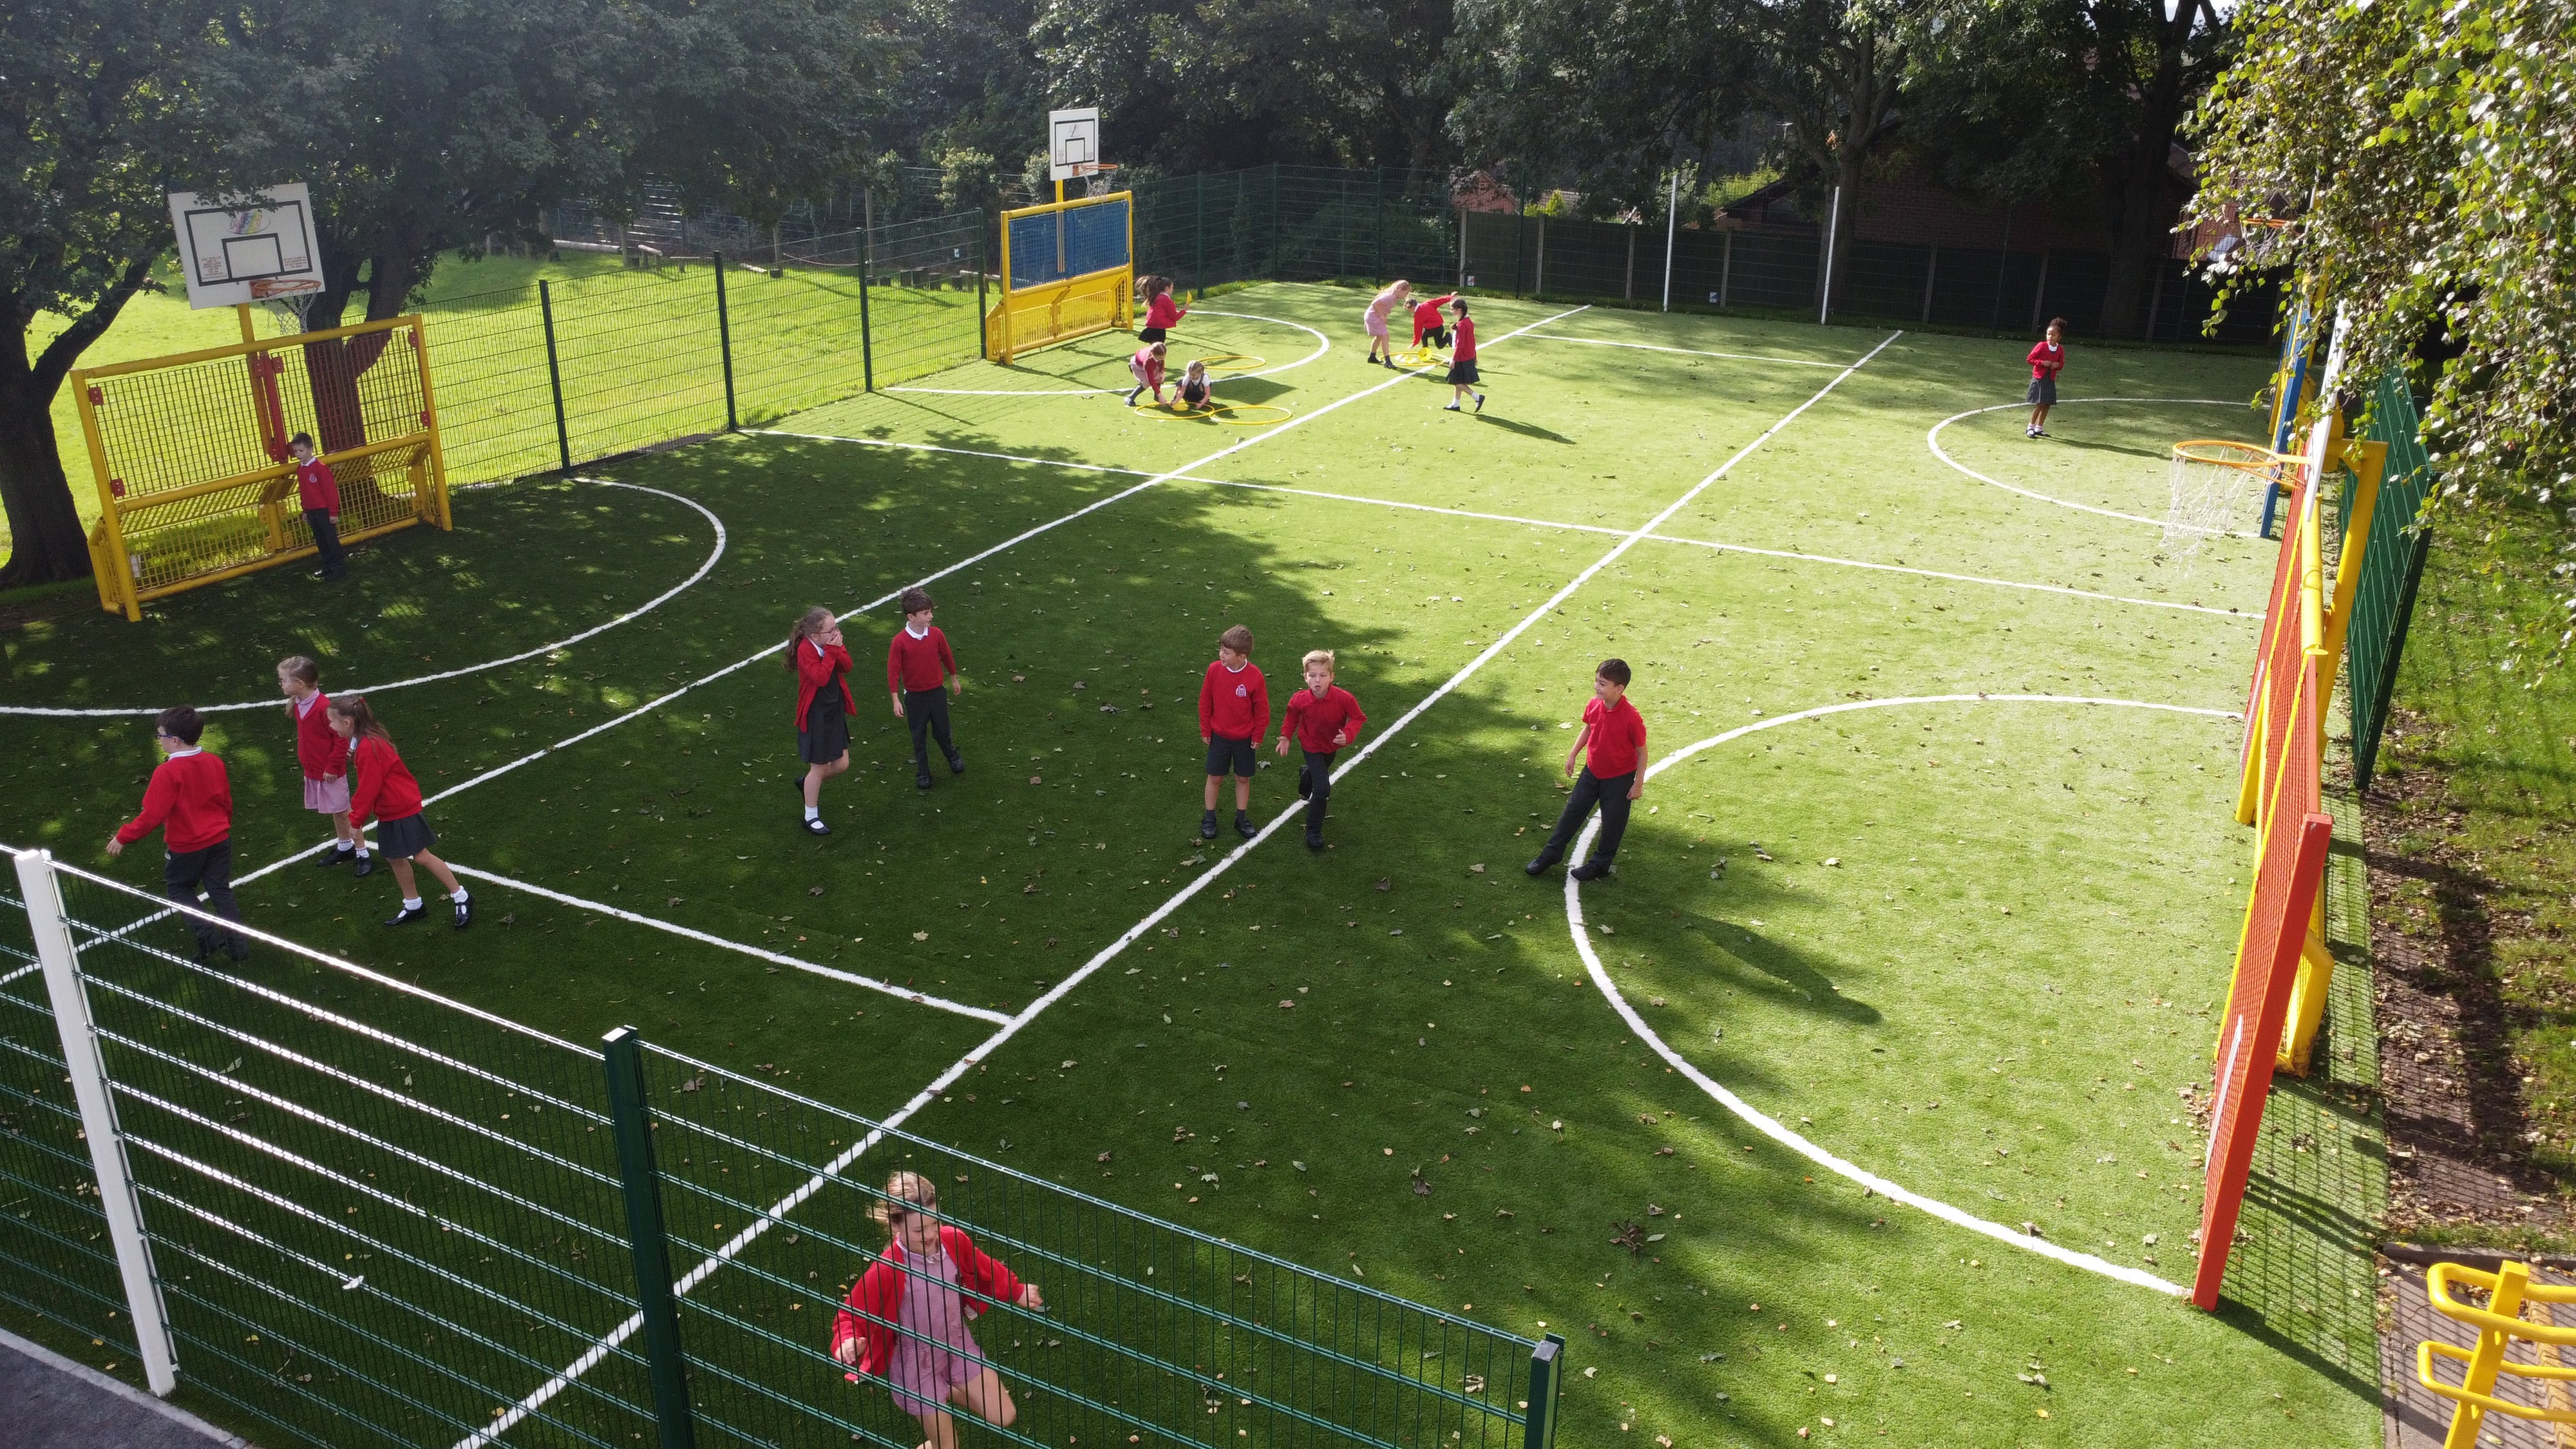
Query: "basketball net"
251 278 322 337
2165 440 2289 566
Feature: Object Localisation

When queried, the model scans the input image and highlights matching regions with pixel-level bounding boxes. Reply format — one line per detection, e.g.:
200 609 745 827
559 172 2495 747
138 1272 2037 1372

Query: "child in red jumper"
107 706 248 963
2025 317 2066 438
328 695 470 929
789 607 855 835
1274 649 1366 851
1124 341 1169 407
288 432 347 581
831 1171 1043 1449
1525 658 1648 881
1443 299 1484 413
887 587 963 791
1410 290 1458 350
279 654 368 874
1138 276 1186 344
1198 623 1270 841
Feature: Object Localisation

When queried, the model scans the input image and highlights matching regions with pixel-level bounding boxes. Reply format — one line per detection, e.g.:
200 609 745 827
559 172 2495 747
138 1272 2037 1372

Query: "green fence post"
1523 1334 1566 1449
1195 174 1206 289
977 210 990 361
604 1027 699 1449
1373 166 1386 281
538 279 572 472
858 220 876 392
1515 213 1526 298
1270 164 1282 281
712 252 737 431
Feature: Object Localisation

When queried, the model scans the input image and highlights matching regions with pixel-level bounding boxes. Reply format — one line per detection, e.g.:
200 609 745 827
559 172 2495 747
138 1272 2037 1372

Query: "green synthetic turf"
0 283 2382 1447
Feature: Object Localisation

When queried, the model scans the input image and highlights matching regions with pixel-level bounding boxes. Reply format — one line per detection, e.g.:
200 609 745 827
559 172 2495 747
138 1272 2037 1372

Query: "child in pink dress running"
831 1172 1044 1449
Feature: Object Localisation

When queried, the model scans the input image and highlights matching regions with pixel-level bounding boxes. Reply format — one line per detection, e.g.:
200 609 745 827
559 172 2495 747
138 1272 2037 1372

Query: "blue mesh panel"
1007 198 1131 288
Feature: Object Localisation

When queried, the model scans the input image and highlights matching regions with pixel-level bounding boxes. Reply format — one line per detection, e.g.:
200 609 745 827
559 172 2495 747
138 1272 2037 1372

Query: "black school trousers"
1298 748 1336 834
1542 768 1636 869
905 688 956 767
165 841 246 952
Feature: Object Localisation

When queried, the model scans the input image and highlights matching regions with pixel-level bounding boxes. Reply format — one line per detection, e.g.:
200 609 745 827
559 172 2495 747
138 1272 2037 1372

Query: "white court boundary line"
0 480 726 718
1926 398 2257 533
441 864 1009 1024
1519 332 1847 368
739 429 2252 620
886 310 1329 395
1563 692 2242 1297
455 313 1887 1449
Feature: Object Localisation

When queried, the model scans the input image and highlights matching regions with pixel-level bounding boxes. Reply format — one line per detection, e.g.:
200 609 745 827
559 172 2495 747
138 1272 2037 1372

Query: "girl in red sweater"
278 655 367 875
2025 317 2066 438
789 606 855 836
1137 276 1186 344
831 1172 1043 1449
327 695 471 929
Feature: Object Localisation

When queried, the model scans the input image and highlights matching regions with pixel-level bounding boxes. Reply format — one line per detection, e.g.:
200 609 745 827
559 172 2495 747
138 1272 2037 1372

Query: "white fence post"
13 849 180 1397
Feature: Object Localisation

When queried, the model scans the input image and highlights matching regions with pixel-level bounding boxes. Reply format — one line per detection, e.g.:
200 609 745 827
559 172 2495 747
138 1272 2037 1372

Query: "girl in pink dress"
1363 279 1411 366
831 1172 1045 1449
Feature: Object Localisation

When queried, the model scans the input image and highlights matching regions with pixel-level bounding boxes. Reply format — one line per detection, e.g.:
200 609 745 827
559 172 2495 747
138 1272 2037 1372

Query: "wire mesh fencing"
2343 370 2438 791
0 848 1566 1449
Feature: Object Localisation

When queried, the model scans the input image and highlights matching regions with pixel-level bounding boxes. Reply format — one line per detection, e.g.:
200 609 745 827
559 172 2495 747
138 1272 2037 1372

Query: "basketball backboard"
1048 109 1102 182
166 185 324 309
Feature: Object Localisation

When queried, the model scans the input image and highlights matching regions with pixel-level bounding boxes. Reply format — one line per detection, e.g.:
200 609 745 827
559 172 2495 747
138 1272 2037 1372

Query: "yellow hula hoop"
1195 353 1265 374
1134 401 1222 421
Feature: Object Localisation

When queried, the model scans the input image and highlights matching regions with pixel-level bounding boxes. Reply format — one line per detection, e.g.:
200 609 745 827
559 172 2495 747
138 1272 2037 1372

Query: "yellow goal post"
988 191 1134 365
69 315 451 620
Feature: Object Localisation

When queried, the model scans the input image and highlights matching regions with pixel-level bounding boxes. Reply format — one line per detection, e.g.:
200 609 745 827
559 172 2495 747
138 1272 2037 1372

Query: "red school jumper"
1581 696 1647 778
294 692 345 782
2027 340 2065 381
115 752 232 853
830 1226 1025 1379
1198 659 1271 743
1130 347 1167 390
886 627 957 694
795 641 858 728
346 735 426 828
292 456 341 514
1145 292 1184 330
1411 294 1457 343
1452 314 1478 362
1282 686 1366 752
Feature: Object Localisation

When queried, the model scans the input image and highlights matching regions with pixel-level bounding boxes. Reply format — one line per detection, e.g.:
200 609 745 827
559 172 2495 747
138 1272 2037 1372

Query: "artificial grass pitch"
0 283 2375 1447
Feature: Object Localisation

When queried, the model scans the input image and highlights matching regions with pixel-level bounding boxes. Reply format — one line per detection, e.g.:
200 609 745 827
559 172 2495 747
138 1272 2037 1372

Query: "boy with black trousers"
1198 624 1270 840
288 433 346 581
107 706 249 962
1275 650 1365 851
1526 658 1648 881
887 587 964 790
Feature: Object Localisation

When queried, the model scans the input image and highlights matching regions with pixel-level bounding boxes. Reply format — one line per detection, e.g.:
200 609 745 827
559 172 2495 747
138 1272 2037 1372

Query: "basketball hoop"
249 275 322 336
1066 162 1121 198
2166 439 2291 563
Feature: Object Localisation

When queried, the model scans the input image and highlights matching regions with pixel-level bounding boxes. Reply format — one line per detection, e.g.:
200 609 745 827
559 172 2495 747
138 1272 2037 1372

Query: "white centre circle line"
885 310 1329 395
1564 691 2243 1296
1926 397 2257 532
0 478 727 718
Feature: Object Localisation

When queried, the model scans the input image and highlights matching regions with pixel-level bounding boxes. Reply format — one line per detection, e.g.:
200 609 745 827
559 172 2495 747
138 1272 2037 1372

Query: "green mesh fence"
2342 372 2438 793
0 852 1562 1449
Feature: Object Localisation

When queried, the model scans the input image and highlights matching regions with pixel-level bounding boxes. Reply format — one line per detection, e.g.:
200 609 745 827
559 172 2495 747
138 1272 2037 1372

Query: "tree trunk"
0 258 155 589
2099 5 2197 337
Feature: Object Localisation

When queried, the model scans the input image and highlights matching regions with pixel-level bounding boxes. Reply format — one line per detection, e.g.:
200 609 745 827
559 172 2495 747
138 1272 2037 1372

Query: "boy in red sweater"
1198 624 1270 840
289 432 347 581
887 587 964 791
1274 649 1365 851
278 654 368 873
1525 658 1648 881
108 706 249 962
2025 318 2066 438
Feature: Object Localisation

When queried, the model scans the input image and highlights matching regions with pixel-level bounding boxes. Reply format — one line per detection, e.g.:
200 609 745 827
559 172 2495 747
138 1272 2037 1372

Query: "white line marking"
0 480 726 718
1641 532 2254 617
446 307 1602 1449
442 863 1008 1024
885 311 1329 394
1562 693 2239 1297
1925 398 2257 532
1519 333 1850 368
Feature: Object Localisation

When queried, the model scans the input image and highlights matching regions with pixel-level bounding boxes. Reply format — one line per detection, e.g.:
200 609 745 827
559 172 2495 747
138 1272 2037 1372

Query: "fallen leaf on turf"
1030 775 1043 784
1582 1367 1597 1379
1097 1151 1112 1162
912 931 929 941
1469 863 1486 873
1279 999 1296 1009
500 913 518 925
809 886 825 896
678 1074 706 1092
1063 1060 1077 1069
1375 877 1392 891
666 896 681 907
1823 857 1839 867
1011 675 1025 683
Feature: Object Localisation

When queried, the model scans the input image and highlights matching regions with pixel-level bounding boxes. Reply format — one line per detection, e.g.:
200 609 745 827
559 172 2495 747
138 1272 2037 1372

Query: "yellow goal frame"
987 192 1133 365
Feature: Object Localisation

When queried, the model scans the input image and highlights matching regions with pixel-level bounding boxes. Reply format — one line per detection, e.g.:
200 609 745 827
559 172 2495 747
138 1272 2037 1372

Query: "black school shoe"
226 936 251 963
1305 829 1326 852
385 902 429 927
1523 847 1563 876
946 750 965 775
804 816 832 836
1200 810 1219 840
1234 810 1256 840
310 844 351 868
453 896 473 929
1569 862 1610 882
353 853 376 877
916 768 934 791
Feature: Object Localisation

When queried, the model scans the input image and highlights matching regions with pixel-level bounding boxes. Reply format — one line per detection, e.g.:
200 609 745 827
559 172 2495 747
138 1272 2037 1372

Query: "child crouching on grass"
832 1171 1043 1449
1276 649 1365 851
1125 341 1168 406
1524 658 1647 882
328 695 471 929
1175 359 1214 409
279 655 366 874
1198 624 1270 841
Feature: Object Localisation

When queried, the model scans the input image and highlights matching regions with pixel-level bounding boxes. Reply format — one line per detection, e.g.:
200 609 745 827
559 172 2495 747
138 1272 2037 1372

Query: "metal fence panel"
2345 370 2438 791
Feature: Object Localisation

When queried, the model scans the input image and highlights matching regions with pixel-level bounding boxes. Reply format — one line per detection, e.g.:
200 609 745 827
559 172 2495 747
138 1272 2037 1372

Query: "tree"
0 0 236 587
1745 0 1907 312
2191 0 2576 652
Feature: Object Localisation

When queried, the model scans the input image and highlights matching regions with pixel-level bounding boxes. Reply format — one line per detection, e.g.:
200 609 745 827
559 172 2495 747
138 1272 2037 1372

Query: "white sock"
332 840 354 853
355 846 371 858
402 896 424 911
450 888 469 903
804 805 820 821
